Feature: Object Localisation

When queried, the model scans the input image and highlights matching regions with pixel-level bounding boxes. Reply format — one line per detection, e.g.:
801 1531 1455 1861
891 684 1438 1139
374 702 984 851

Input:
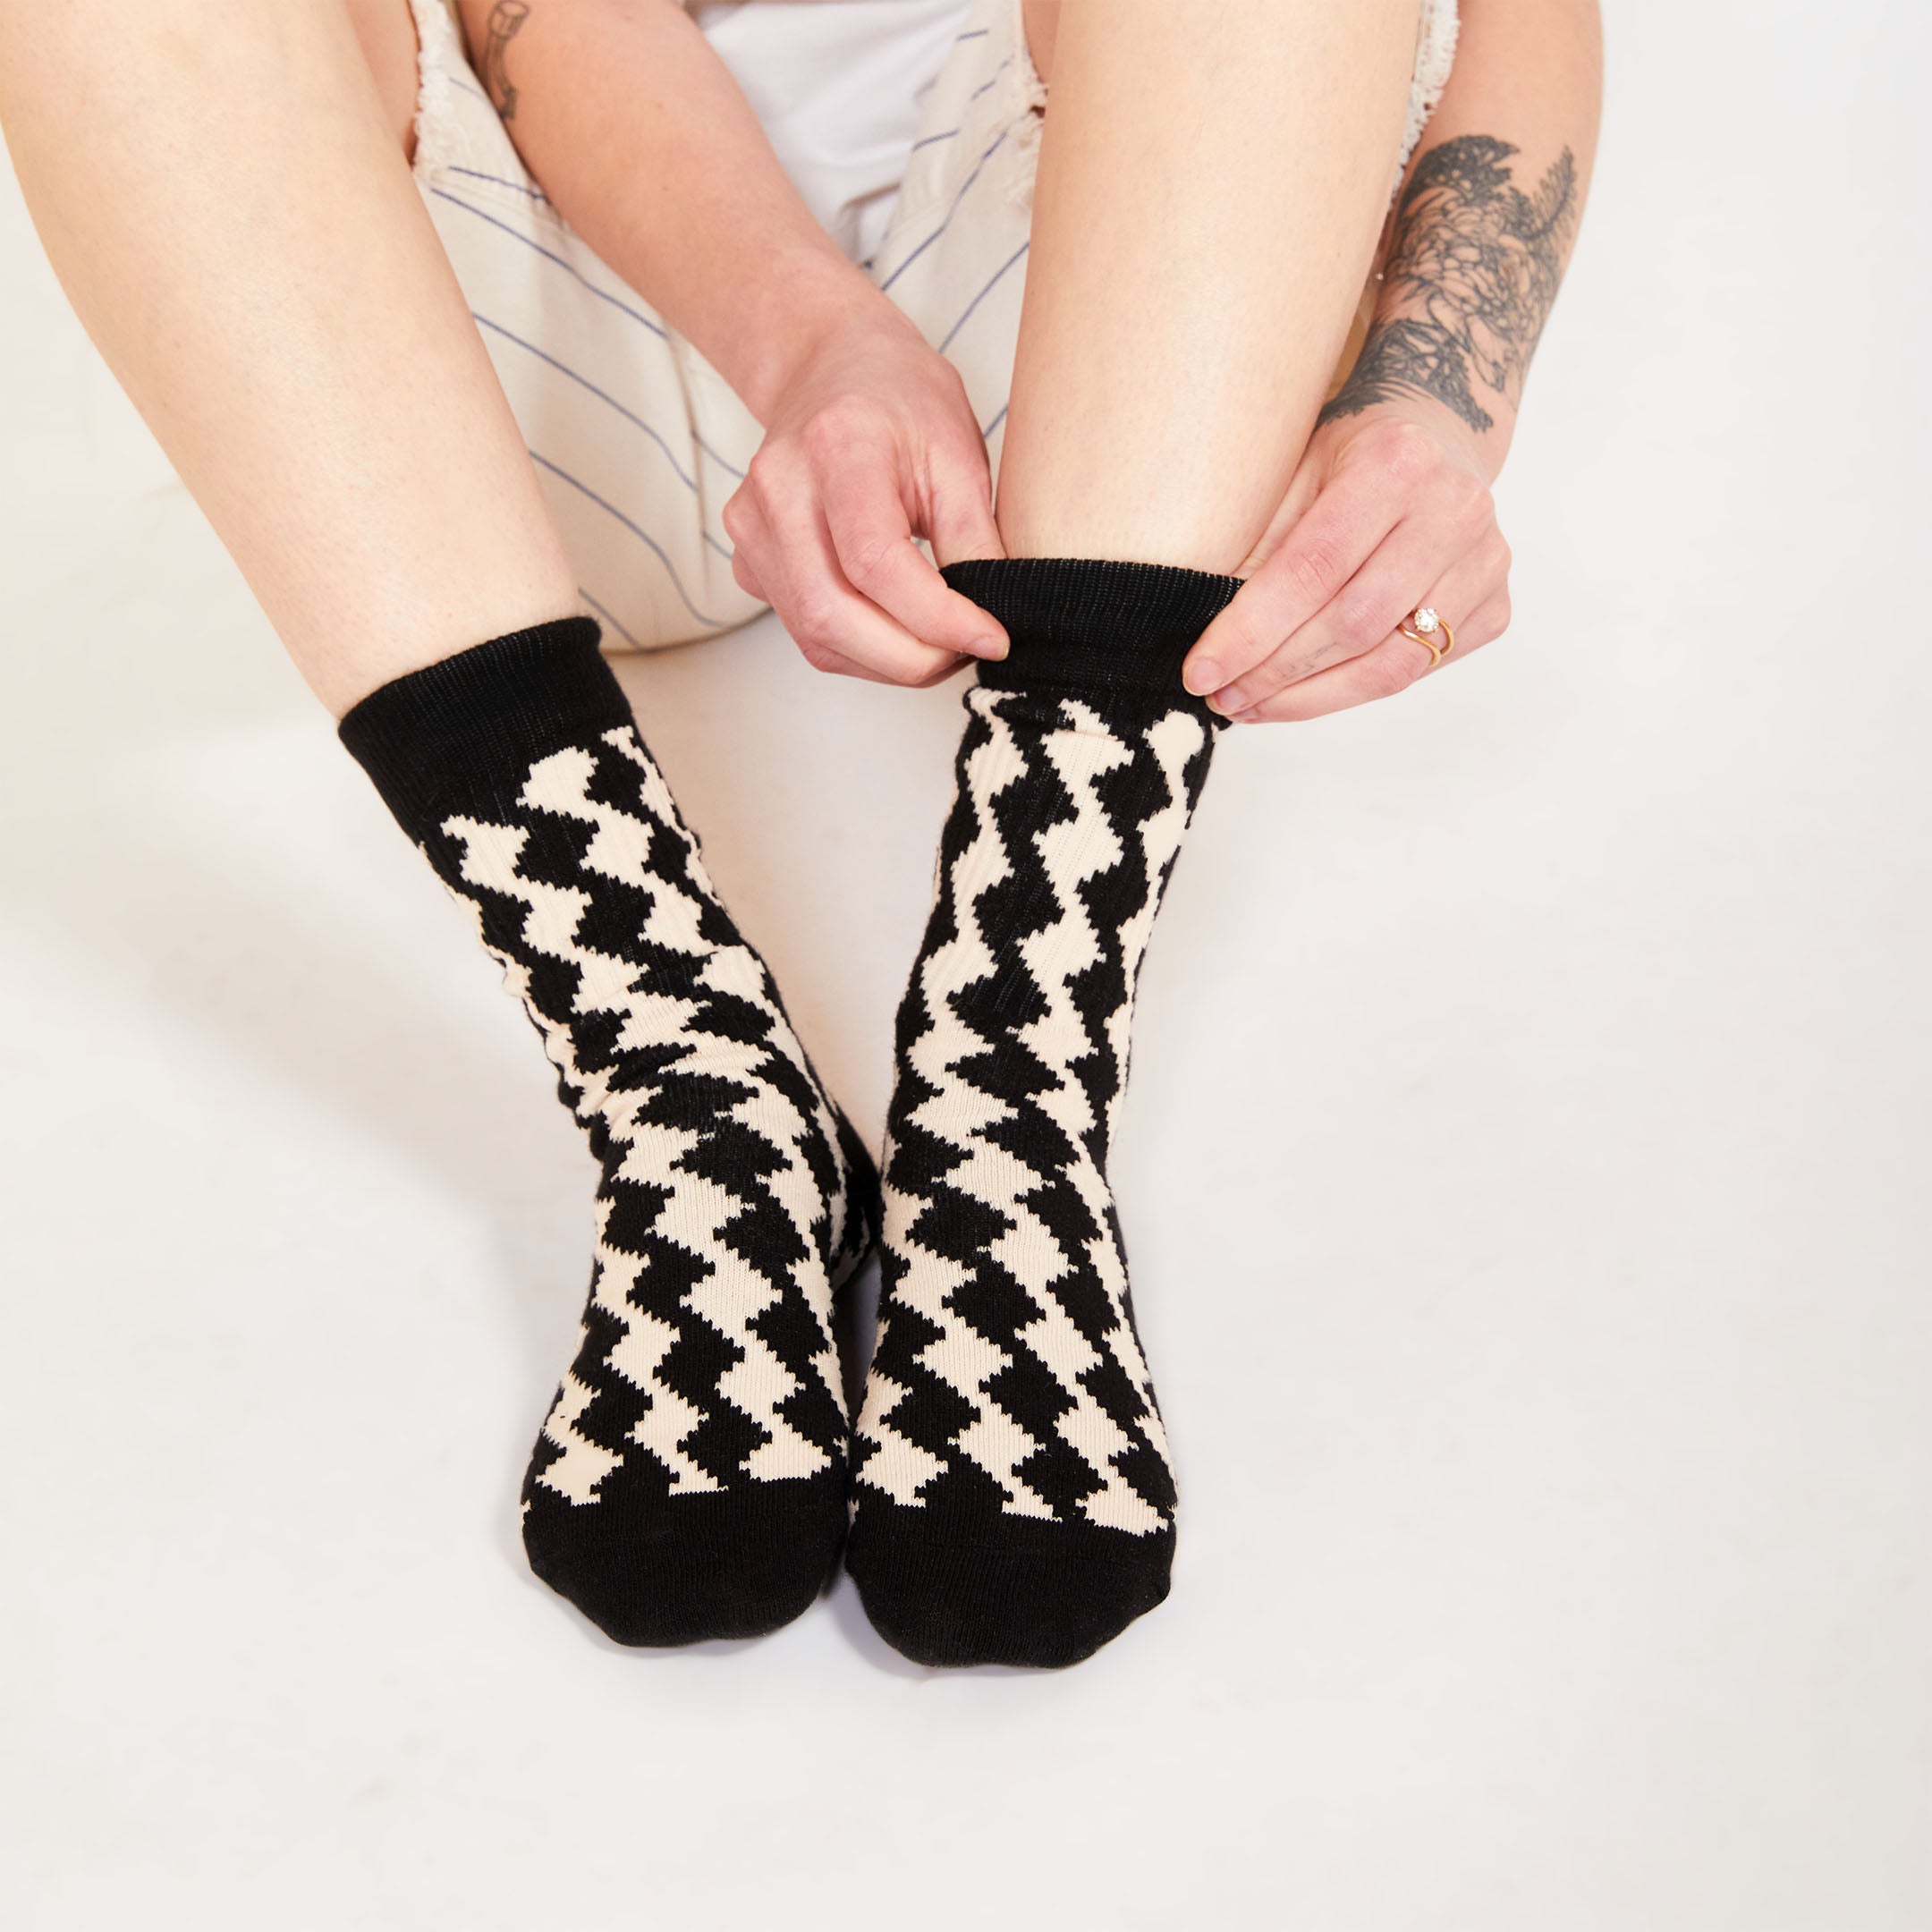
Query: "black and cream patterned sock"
340 617 878 1647
846 558 1241 1668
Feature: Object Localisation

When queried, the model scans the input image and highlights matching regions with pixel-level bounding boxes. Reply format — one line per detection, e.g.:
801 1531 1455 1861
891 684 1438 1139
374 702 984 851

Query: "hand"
723 295 1008 685
1182 400 1513 722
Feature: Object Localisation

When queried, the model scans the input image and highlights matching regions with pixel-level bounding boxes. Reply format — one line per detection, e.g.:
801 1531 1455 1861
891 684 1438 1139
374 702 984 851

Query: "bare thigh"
344 0 422 158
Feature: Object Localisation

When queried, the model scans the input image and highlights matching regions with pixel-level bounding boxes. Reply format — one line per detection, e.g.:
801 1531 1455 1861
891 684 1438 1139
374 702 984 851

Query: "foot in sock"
845 558 1241 1667
340 618 879 1647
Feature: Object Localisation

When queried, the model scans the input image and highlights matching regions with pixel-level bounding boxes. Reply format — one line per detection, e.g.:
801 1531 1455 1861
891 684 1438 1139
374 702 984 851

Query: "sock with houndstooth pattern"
341 617 878 1646
846 558 1241 1668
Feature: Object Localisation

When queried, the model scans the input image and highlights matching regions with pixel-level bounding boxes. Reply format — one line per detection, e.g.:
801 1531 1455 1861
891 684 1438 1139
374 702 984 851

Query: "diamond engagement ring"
1398 606 1455 668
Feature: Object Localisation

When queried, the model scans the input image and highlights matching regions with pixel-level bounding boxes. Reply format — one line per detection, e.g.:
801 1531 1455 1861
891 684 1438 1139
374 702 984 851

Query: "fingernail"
967 632 1008 660
1206 688 1239 716
1183 659 1221 697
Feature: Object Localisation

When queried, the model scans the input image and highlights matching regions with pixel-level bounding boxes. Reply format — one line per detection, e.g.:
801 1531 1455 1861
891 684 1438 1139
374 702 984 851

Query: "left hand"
1182 399 1513 722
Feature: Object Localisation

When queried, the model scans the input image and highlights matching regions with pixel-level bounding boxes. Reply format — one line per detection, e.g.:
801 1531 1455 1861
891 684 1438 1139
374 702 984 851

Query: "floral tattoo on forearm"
1321 134 1580 436
482 0 530 121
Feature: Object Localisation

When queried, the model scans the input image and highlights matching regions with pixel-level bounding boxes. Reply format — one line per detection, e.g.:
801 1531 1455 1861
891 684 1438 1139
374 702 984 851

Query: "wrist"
1414 386 1513 484
1323 381 1513 484
730 248 906 426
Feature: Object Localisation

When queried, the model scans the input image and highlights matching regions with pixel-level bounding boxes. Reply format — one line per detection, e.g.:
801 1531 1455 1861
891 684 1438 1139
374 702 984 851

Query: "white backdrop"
2 3 1927 1927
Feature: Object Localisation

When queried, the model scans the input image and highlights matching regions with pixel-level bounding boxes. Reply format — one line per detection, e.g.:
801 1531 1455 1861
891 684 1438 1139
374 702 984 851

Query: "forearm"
456 0 886 422
1322 0 1604 477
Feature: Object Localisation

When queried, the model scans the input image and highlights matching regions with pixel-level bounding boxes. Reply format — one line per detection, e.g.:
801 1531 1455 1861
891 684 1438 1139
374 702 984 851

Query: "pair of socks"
339 557 1239 1666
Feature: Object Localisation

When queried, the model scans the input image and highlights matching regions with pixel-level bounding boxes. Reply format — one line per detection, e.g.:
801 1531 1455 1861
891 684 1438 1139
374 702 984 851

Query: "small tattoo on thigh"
483 0 531 121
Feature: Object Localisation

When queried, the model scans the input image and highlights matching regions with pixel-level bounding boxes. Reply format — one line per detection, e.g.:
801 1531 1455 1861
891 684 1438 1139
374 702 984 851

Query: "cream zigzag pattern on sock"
1083 706 1208 1457
602 731 871 1294
858 707 1047 1514
526 741 844 1471
856 691 1203 1530
440 728 844 1501
1022 701 1188 1530
435 841 711 1501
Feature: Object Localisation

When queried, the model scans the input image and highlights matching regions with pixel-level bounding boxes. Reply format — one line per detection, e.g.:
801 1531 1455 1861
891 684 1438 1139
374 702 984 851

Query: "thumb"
1234 445 1326 576
923 440 1005 567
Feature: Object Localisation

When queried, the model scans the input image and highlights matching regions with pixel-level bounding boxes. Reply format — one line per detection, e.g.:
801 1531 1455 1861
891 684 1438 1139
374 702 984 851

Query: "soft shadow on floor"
0 558 974 1667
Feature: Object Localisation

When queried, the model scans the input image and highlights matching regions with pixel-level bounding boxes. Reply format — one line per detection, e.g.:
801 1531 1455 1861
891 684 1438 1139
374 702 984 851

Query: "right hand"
723 296 1009 685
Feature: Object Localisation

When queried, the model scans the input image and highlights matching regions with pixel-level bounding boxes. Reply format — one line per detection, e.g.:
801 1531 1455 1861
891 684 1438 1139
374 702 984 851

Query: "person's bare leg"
847 0 1426 1667
0 0 579 716
999 0 1419 569
3 0 883 1649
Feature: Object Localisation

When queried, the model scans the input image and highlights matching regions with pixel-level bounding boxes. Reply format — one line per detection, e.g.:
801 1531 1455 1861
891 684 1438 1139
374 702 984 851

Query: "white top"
686 0 977 264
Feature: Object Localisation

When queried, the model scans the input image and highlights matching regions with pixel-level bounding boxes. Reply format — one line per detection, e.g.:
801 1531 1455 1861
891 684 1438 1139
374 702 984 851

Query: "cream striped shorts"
408 0 1459 653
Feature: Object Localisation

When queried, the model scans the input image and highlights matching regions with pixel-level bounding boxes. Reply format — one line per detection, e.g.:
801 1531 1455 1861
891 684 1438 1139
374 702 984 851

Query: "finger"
731 551 768 603
753 469 965 686
801 641 952 687
1224 521 1513 718
820 460 1005 661
1233 628 1435 722
1181 462 1406 697
722 489 771 603
803 634 976 690
1230 445 1326 578
1234 584 1510 724
1206 513 1456 716
922 432 1006 570
726 460 966 680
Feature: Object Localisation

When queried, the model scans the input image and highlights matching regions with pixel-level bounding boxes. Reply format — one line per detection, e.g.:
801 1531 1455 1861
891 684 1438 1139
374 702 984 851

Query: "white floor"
3 5 1928 1928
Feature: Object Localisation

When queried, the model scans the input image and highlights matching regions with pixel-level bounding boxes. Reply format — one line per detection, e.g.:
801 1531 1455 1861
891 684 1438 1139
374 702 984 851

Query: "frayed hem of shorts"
408 0 472 182
1395 0 1462 187
997 0 1050 212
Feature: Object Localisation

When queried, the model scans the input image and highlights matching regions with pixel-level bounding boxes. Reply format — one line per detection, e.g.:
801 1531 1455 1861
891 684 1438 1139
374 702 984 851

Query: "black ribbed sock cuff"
337 616 623 831
941 558 1242 715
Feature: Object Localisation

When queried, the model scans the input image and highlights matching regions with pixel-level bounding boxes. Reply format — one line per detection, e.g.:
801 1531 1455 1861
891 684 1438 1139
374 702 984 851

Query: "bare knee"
343 0 420 161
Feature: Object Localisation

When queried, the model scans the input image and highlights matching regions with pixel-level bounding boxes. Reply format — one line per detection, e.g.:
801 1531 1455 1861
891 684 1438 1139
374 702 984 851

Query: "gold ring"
1397 606 1455 668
